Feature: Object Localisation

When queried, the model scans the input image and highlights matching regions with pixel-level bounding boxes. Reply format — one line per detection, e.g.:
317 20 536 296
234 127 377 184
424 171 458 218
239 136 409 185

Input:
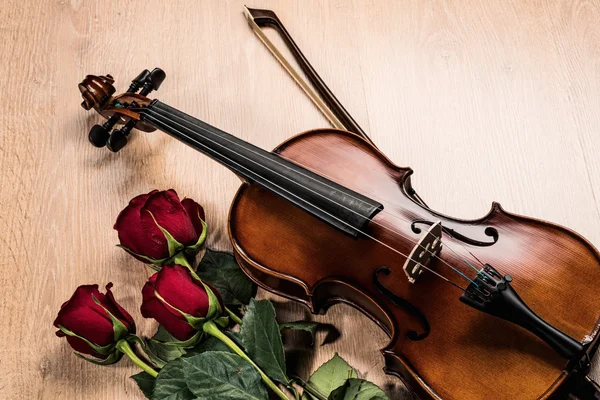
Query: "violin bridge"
403 221 443 283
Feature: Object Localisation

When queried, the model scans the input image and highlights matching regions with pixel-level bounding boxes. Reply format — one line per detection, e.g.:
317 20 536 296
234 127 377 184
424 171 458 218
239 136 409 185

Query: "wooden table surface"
2 1 600 399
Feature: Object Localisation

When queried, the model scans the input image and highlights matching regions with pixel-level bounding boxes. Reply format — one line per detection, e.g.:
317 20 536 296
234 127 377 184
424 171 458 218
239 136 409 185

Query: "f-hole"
373 267 430 341
411 220 499 247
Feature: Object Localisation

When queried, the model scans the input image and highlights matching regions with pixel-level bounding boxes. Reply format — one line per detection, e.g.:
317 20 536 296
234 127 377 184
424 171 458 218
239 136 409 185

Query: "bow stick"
243 6 373 145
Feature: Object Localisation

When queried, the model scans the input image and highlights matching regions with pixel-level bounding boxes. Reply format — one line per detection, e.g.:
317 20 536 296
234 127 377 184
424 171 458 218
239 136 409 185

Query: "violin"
78 69 600 400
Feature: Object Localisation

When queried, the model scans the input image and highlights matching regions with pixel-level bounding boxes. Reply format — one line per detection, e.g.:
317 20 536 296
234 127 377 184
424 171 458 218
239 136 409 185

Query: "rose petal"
114 191 155 232
66 336 106 358
103 283 136 333
115 190 169 260
53 285 116 346
181 198 206 238
154 265 209 318
140 273 158 310
141 190 198 247
141 276 197 341
143 297 197 341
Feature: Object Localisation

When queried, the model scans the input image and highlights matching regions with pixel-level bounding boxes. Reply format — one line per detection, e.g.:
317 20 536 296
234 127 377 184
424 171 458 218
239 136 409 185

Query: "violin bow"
243 6 374 146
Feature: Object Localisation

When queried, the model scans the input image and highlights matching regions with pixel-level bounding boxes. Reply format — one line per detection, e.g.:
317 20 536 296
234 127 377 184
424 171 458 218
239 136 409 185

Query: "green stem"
225 307 243 325
173 253 193 269
116 340 158 378
290 385 301 400
292 376 327 400
203 321 290 400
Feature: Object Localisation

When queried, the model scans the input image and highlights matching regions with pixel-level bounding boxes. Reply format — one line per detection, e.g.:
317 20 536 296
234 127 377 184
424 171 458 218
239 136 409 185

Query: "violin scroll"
79 74 116 111
78 68 165 151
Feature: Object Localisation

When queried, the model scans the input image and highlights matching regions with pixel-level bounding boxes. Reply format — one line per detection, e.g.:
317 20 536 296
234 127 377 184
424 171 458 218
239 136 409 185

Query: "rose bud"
54 283 136 364
141 265 225 342
114 189 207 267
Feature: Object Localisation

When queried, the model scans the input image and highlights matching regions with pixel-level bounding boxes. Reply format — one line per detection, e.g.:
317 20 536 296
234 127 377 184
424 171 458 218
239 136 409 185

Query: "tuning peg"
107 127 129 152
129 69 151 92
107 119 135 152
88 114 120 147
88 124 111 147
139 68 166 95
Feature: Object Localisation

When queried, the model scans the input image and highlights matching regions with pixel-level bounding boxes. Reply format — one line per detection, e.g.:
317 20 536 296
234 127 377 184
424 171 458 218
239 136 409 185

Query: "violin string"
140 107 480 287
138 106 484 277
139 107 474 290
136 105 485 276
140 111 467 291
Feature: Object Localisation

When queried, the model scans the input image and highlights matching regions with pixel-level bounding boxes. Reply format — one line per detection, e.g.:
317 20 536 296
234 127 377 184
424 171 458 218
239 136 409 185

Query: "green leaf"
145 327 188 367
196 249 257 305
144 326 216 367
302 354 357 400
146 341 183 369
240 299 289 385
328 379 388 400
157 331 203 349
153 325 179 342
183 351 268 400
132 371 156 399
151 357 194 400
74 350 123 365
184 336 234 357
144 344 168 369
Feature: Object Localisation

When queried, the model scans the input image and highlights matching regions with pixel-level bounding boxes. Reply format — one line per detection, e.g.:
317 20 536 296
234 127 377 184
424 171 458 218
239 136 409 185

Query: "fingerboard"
139 100 383 237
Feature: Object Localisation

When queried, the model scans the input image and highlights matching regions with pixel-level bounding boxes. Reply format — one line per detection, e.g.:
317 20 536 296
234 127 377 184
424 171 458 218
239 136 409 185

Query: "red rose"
141 265 223 341
54 283 135 363
114 189 206 266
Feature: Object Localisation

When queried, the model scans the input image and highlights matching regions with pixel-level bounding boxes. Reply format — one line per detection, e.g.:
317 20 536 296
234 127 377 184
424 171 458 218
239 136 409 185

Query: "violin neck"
139 100 383 237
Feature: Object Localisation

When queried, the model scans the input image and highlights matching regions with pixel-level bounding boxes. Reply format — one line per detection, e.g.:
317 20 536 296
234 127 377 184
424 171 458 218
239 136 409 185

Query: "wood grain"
0 1 599 399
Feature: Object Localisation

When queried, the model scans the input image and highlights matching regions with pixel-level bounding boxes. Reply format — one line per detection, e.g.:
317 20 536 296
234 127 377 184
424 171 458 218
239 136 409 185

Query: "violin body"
229 128 600 400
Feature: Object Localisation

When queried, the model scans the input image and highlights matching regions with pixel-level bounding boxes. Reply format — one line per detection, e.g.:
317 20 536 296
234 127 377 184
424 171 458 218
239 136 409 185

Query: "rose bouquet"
55 189 390 400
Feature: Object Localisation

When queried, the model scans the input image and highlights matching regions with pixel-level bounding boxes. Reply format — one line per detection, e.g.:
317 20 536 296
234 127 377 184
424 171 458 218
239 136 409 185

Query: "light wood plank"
1 1 599 398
